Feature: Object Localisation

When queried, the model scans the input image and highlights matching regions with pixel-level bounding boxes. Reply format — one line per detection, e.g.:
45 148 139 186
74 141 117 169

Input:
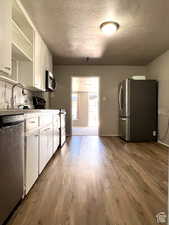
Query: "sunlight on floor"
72 127 98 136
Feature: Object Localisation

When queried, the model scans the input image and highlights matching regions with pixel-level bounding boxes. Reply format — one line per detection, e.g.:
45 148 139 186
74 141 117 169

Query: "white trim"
99 134 119 137
70 76 100 136
70 134 119 137
158 140 169 148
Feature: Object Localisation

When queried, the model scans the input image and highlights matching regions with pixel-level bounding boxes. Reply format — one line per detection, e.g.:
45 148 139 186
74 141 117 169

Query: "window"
72 93 78 120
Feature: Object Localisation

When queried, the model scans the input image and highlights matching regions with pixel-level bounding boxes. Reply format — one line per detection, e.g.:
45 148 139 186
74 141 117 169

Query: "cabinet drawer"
53 115 60 128
25 117 39 132
40 113 53 128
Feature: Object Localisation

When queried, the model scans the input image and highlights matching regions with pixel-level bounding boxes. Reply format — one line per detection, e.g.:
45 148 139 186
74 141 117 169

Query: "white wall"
0 78 37 109
51 65 147 136
147 50 169 146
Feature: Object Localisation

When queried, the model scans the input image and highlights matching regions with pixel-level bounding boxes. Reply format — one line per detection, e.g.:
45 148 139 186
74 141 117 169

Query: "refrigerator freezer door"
118 80 130 118
119 117 130 141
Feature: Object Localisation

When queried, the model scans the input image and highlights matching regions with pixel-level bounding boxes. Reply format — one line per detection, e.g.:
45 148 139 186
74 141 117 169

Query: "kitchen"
0 0 168 225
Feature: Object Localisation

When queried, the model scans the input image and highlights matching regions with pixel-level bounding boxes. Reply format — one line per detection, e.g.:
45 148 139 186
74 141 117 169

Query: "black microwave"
46 70 56 91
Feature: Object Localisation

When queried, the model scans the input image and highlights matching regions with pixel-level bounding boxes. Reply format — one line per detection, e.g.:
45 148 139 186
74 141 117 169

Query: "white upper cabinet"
34 31 53 91
0 0 12 76
34 31 46 90
0 0 53 90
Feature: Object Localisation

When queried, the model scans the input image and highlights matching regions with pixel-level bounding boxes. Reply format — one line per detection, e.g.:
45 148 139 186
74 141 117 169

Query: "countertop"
0 109 60 116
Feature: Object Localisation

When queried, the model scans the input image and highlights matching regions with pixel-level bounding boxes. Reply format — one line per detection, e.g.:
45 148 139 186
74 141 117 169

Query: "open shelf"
12 20 33 62
10 1 34 87
12 43 32 62
12 0 34 43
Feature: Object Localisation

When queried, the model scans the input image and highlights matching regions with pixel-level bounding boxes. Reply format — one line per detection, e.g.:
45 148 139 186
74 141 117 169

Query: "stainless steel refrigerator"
118 79 158 142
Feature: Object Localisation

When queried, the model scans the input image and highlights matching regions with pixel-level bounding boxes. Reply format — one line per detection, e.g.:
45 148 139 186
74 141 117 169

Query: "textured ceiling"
20 0 169 65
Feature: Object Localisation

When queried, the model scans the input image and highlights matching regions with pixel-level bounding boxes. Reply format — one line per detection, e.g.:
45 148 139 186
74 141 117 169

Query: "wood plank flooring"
7 136 168 225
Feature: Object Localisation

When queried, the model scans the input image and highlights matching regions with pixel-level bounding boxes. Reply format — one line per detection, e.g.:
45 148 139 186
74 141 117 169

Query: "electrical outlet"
153 131 157 136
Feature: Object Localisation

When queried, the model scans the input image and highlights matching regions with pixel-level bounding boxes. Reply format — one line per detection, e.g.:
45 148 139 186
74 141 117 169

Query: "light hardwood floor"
72 127 98 136
7 136 168 225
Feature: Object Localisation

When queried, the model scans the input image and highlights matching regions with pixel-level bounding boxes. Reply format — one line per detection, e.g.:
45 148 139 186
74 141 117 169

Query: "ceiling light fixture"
100 21 119 35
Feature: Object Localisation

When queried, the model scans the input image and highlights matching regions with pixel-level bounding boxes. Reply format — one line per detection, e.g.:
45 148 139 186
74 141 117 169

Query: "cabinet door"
53 120 60 153
46 45 53 72
0 0 12 75
39 128 48 174
25 132 39 194
34 31 46 91
55 128 60 152
34 31 42 89
34 31 53 91
11 59 19 82
47 125 53 161
61 128 66 146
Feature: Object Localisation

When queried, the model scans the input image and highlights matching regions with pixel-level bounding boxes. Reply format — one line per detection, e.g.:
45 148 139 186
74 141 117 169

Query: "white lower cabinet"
39 127 48 174
47 124 53 161
24 111 62 195
39 124 53 175
53 128 60 153
25 130 39 195
53 115 60 154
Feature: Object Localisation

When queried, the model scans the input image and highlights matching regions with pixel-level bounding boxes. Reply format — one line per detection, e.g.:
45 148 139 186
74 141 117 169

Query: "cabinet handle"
4 67 11 71
34 134 39 137
30 121 36 123
44 128 50 131
121 118 127 121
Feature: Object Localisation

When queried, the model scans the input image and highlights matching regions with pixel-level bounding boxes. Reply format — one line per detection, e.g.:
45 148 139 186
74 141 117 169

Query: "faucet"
11 83 26 109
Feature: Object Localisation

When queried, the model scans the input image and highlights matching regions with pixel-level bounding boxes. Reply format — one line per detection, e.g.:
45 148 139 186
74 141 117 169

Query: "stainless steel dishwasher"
0 114 24 225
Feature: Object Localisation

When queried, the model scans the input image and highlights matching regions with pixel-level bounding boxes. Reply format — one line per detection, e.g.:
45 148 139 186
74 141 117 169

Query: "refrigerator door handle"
118 84 122 113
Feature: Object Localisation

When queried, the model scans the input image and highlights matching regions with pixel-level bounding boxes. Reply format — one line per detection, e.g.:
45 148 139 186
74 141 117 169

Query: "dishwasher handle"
2 121 24 128
0 115 24 128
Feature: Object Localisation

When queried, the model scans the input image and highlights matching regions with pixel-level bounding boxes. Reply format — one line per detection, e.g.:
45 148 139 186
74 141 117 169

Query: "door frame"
70 76 100 136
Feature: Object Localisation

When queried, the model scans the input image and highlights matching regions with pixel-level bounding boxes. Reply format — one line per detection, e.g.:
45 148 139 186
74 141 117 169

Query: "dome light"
100 21 119 35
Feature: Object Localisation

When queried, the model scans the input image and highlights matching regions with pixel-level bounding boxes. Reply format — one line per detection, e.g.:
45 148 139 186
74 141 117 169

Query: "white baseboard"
69 133 119 137
158 140 169 148
99 134 119 137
